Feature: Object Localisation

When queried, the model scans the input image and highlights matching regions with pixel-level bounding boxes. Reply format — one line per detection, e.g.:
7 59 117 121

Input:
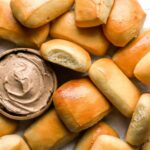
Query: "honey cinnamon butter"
0 48 57 119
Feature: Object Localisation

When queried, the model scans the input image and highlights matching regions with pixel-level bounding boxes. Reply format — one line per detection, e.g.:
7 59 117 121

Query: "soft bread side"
103 0 146 47
113 29 150 77
126 94 150 146
75 0 114 27
89 58 141 117
11 0 74 28
40 39 91 72
50 11 109 56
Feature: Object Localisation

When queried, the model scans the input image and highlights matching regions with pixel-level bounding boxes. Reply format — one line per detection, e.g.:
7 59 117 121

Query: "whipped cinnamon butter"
0 51 55 115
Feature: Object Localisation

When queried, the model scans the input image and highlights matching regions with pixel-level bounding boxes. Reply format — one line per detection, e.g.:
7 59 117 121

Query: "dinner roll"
126 94 150 146
53 78 111 132
0 115 17 137
0 134 30 150
134 52 150 85
75 122 118 150
142 142 150 150
75 0 114 27
0 0 49 48
50 11 109 56
103 0 146 47
24 109 77 150
91 135 134 150
11 0 74 28
89 58 141 117
40 39 91 73
113 29 150 77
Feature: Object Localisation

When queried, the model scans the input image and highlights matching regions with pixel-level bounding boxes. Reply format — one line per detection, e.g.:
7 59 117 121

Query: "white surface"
139 0 150 29
0 1 149 150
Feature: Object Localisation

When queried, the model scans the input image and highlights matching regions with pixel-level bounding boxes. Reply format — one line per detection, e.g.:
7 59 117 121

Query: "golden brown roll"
113 30 150 77
89 58 141 117
24 109 77 150
75 122 118 150
75 0 114 27
126 94 150 146
40 39 91 73
91 135 134 150
0 0 49 48
11 0 74 28
134 52 150 85
50 11 109 56
142 142 150 150
103 0 146 47
0 134 30 150
0 115 18 137
53 78 111 132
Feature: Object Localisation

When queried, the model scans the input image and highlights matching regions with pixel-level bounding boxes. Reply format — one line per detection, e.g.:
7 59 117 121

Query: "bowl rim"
0 48 57 120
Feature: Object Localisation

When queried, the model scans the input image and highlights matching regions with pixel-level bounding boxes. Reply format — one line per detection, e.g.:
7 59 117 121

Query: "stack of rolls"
0 0 150 150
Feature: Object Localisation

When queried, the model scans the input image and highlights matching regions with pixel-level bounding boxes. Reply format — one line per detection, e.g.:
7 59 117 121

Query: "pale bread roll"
0 134 30 150
134 52 150 85
75 122 118 150
142 142 150 150
11 0 74 28
126 94 150 146
89 58 141 117
103 0 146 47
113 29 150 77
0 115 17 137
24 109 77 150
50 11 109 56
53 78 111 132
40 39 91 73
75 0 114 27
0 0 49 48
91 135 134 150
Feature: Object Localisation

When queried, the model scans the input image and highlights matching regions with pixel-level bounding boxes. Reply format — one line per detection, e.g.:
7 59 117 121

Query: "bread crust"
11 0 74 28
0 115 18 137
134 52 150 85
0 134 30 150
75 0 114 27
89 58 141 117
103 0 146 47
113 30 150 77
75 122 118 150
91 135 134 150
0 0 49 48
126 94 150 146
50 11 109 56
24 109 77 150
53 78 111 132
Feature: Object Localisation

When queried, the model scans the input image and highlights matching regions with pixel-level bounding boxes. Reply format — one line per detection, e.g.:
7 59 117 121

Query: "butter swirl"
0 52 54 115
